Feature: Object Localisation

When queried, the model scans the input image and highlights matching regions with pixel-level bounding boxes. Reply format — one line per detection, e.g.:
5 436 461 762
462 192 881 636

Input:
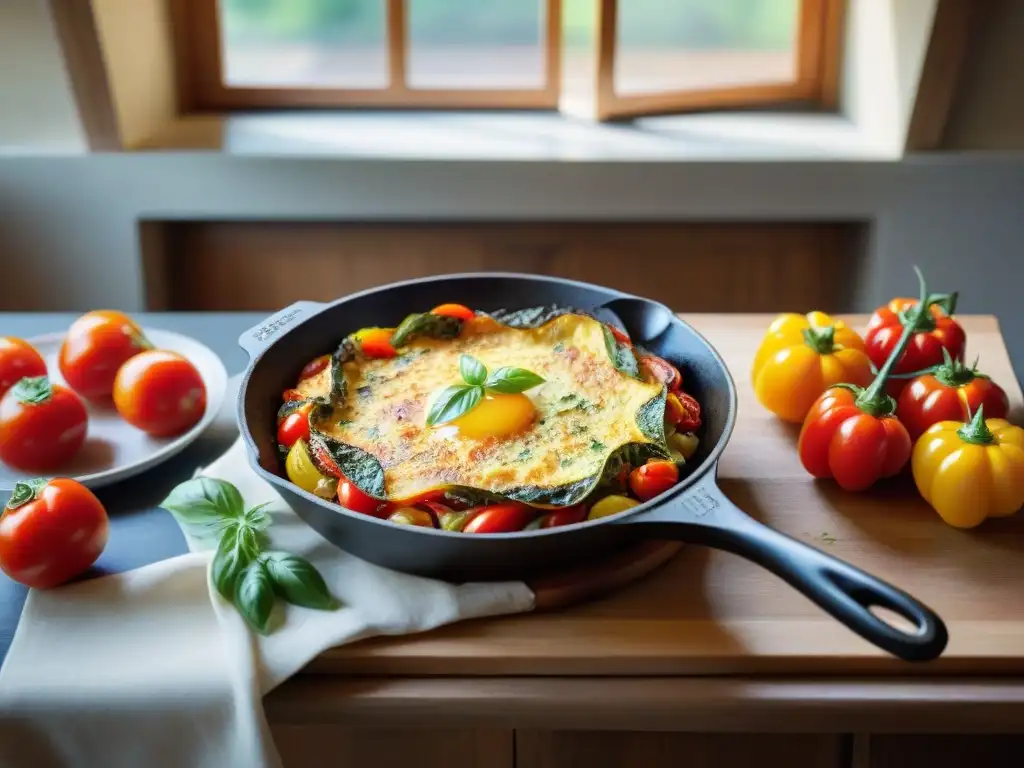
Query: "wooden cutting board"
308 315 1024 676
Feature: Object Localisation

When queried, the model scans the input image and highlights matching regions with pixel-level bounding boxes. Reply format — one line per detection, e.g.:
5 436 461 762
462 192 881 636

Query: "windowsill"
136 110 903 162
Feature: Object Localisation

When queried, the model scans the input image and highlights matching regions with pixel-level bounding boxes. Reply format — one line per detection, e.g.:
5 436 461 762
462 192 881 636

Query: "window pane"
219 0 387 88
614 0 799 95
561 0 597 112
407 0 545 89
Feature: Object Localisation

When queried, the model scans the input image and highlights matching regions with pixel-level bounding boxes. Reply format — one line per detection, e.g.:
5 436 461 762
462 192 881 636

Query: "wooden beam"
905 0 978 151
47 0 121 150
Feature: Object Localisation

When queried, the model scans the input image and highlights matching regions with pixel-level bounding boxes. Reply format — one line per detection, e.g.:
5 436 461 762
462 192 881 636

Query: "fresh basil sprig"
162 478 339 634
426 354 545 426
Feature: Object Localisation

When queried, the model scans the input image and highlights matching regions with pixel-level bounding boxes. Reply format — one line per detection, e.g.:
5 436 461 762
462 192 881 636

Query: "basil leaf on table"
160 477 245 540
235 560 276 635
484 367 545 394
427 384 483 426
262 552 337 610
459 354 487 386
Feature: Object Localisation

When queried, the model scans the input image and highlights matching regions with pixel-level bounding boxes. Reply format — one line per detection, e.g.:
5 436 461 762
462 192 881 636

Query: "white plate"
0 328 228 491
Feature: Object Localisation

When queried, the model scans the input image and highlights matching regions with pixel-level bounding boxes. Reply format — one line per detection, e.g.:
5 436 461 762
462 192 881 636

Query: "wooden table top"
308 314 1024 677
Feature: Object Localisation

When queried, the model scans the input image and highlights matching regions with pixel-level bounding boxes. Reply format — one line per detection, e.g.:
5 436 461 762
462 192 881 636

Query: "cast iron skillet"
237 273 948 662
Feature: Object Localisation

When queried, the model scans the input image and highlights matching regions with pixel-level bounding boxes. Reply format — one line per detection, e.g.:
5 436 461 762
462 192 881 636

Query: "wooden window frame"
174 0 562 111
595 0 845 121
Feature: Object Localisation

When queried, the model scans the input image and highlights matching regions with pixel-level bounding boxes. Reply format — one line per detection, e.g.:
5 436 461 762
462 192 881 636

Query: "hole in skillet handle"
618 476 949 663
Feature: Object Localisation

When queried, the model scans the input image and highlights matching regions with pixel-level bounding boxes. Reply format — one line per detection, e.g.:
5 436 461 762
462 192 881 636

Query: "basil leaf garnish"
160 477 245 539
427 384 483 426
235 560 275 635
602 324 640 379
262 551 337 610
211 532 252 601
390 313 463 347
484 367 545 394
459 354 487 386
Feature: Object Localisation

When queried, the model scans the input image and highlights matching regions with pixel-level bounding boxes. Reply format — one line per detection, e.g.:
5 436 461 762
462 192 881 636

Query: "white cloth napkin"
0 439 535 768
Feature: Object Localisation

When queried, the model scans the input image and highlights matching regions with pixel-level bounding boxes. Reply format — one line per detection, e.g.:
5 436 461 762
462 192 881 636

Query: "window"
174 0 842 118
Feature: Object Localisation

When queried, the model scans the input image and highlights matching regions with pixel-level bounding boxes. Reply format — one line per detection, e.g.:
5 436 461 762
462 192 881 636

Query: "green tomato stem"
957 404 995 445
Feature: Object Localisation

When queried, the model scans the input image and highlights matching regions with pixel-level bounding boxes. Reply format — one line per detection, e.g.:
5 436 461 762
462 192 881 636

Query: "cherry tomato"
0 478 108 588
59 310 150 401
388 507 436 527
282 388 305 403
338 478 387 517
674 393 701 432
588 495 640 520
353 328 397 359
638 354 682 392
462 503 537 534
299 354 331 383
629 459 680 501
0 337 47 399
529 505 588 529
607 324 632 346
0 377 87 472
113 350 206 438
431 303 475 322
898 373 1010 442
277 405 311 449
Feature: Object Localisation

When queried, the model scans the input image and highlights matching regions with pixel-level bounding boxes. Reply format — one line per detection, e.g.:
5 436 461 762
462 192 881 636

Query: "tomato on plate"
431 304 475 322
59 310 151 401
0 337 47 399
113 350 206 437
462 503 537 534
298 354 331 383
0 478 108 588
629 459 680 502
277 404 312 449
0 377 88 472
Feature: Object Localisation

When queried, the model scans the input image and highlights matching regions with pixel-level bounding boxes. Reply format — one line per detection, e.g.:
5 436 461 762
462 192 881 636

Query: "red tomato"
0 337 47 399
864 298 966 397
59 310 151 401
798 387 912 491
338 478 387 517
607 324 632 346
276 407 311 449
462 503 537 534
536 505 588 529
638 354 682 392
672 393 702 432
113 350 206 438
431 303 475 322
0 477 108 588
353 328 397 359
897 373 1010 442
629 460 680 502
0 377 87 471
298 354 331 383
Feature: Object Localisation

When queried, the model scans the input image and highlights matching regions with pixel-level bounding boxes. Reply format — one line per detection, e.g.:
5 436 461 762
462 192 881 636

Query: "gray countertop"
0 312 266 667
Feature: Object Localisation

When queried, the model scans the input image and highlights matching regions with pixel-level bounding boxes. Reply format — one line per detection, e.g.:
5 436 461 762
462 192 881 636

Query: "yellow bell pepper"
912 407 1024 529
751 311 874 423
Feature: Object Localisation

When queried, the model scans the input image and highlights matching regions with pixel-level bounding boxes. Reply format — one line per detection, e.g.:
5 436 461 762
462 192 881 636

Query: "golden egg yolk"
448 393 536 439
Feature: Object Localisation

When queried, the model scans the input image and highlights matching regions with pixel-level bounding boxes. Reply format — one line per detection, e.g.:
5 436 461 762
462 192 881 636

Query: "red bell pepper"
798 268 939 491
864 286 965 397
896 349 1010 441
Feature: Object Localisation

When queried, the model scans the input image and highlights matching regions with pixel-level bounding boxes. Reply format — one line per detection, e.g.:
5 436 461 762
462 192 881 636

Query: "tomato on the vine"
0 478 108 588
59 310 151 400
113 350 206 437
0 337 47 399
0 377 87 471
431 304 475 322
629 459 680 501
897 360 1010 442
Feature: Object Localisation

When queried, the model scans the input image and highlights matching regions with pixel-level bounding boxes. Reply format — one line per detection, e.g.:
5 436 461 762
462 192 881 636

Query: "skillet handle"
622 480 948 662
238 301 326 360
